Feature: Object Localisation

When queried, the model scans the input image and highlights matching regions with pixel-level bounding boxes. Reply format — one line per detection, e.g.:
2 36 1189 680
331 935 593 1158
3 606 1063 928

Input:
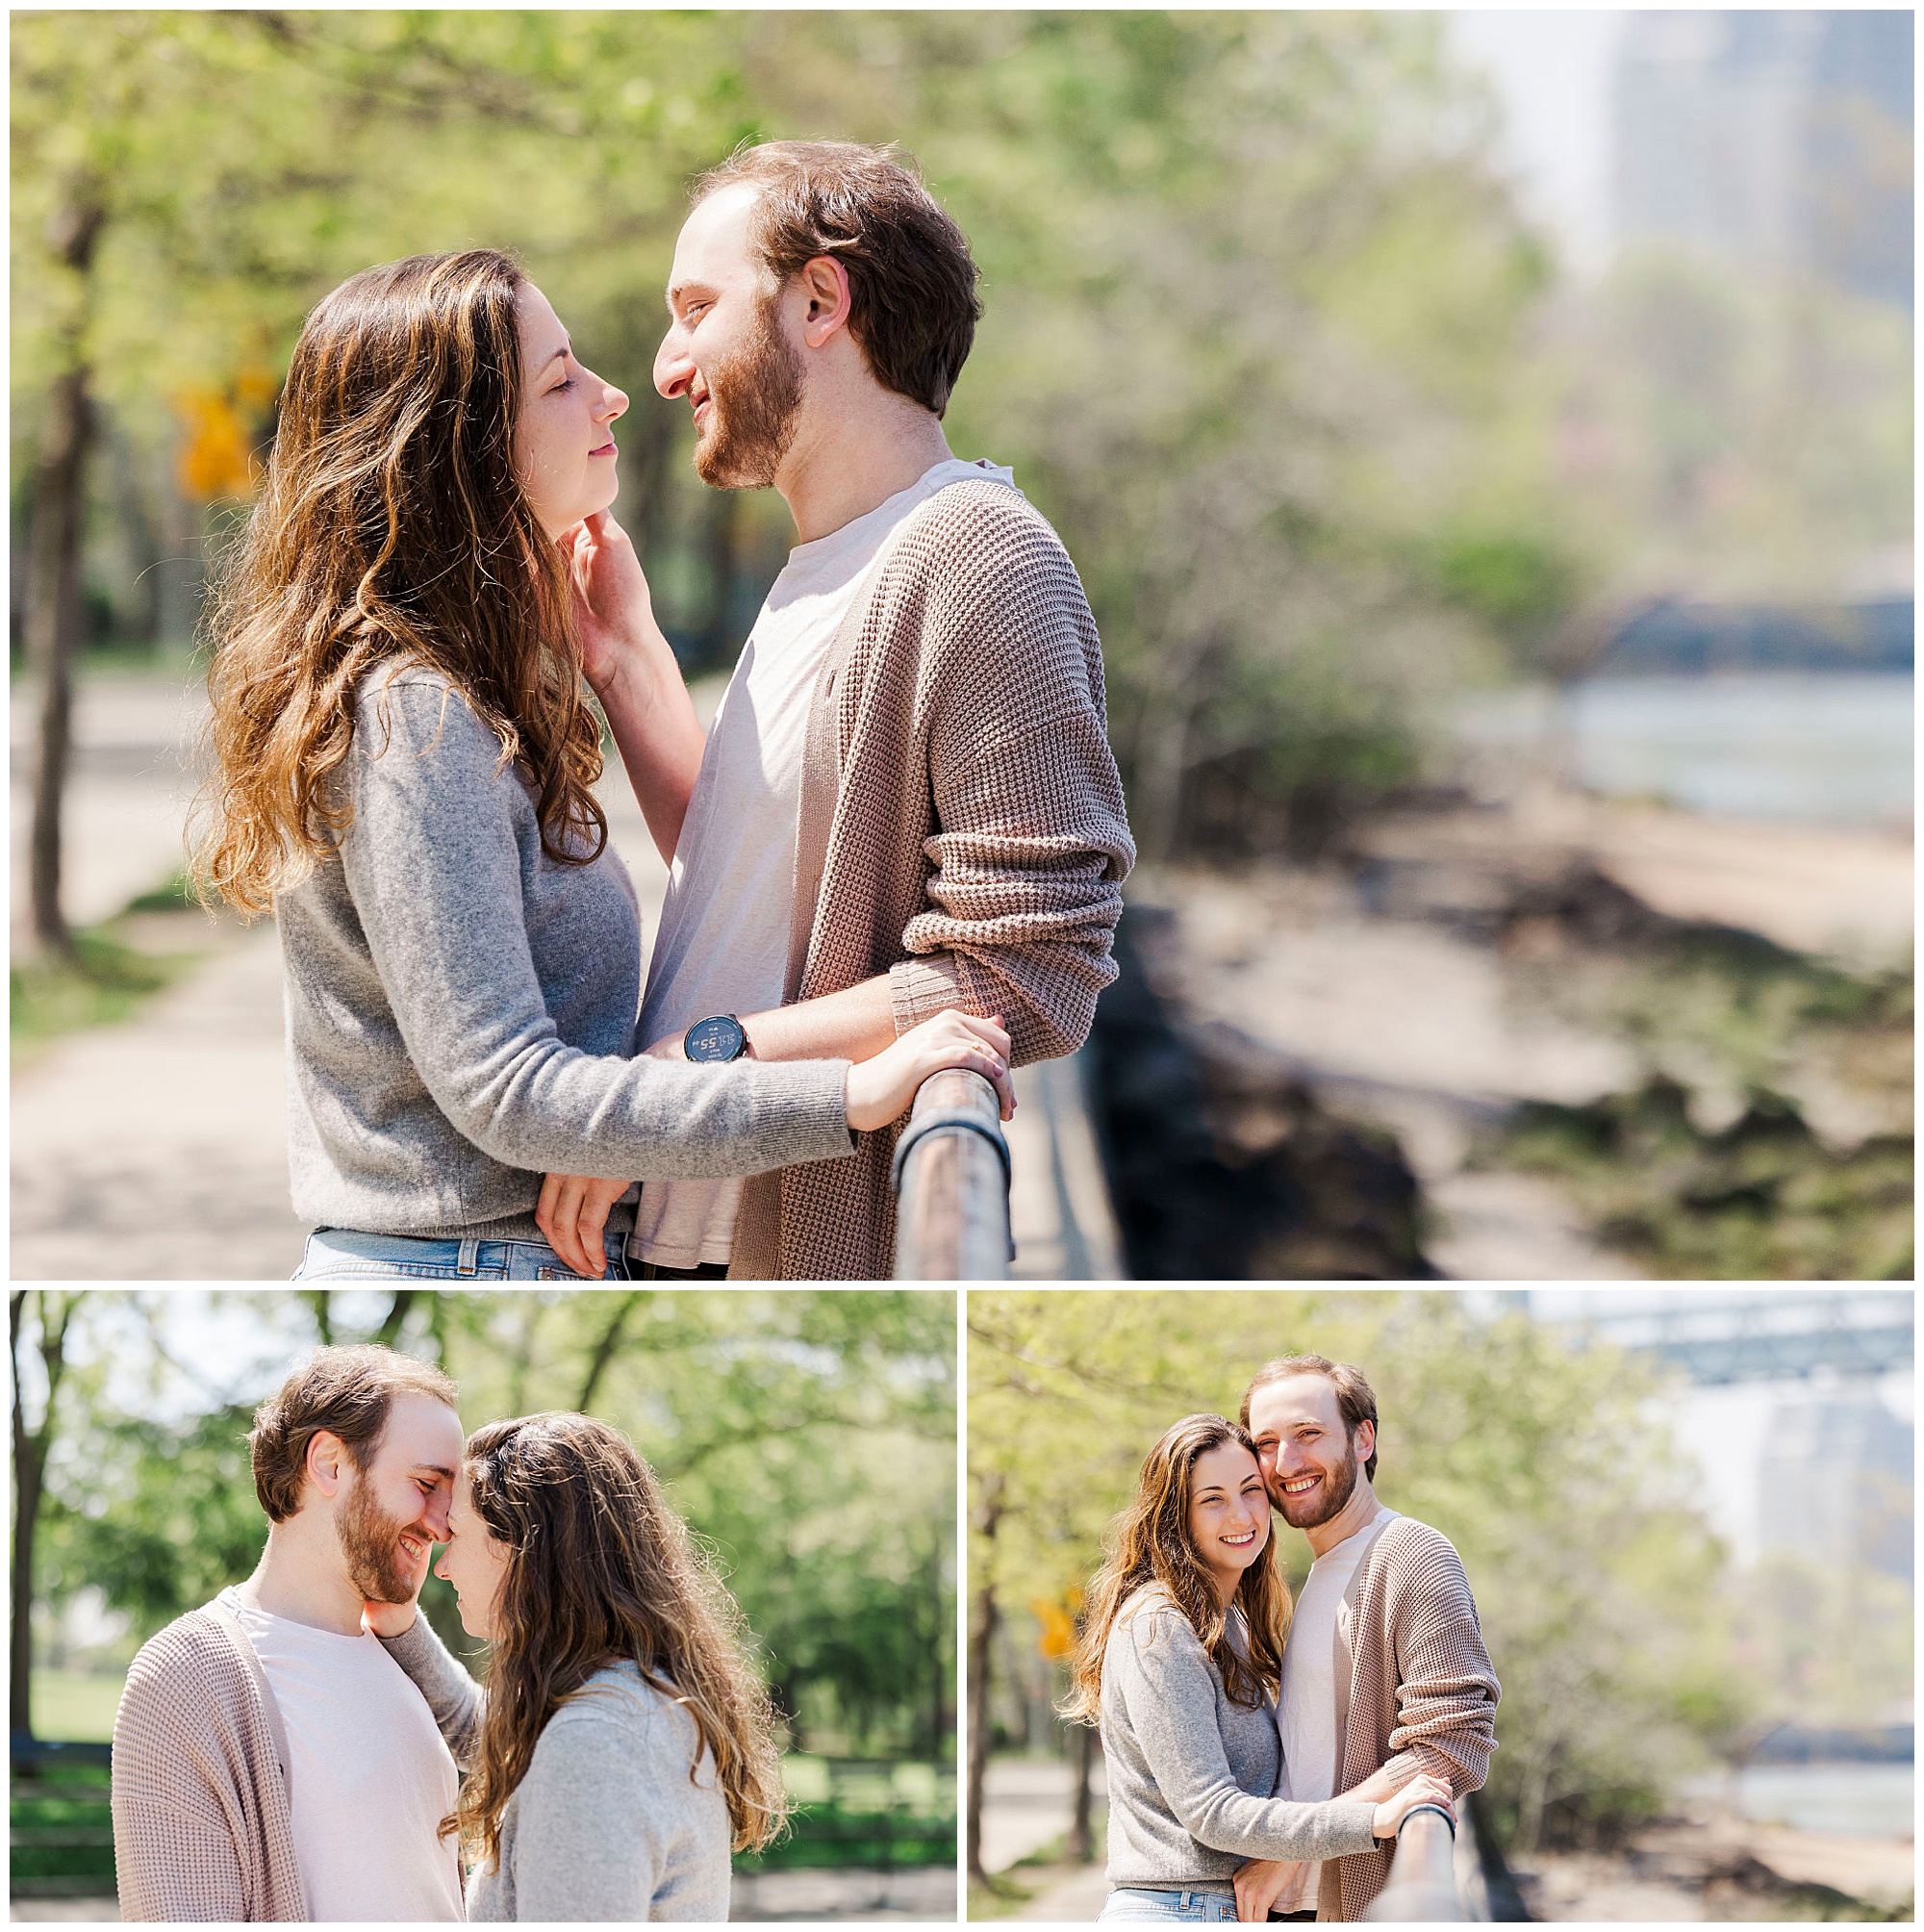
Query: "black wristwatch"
684 1014 750 1063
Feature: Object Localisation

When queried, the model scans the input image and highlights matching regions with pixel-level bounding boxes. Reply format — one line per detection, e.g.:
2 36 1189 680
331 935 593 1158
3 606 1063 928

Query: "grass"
966 1819 1107 1920
1499 941 1914 1279
11 889 213 1064
12 1692 115 1895
27 1670 125 1742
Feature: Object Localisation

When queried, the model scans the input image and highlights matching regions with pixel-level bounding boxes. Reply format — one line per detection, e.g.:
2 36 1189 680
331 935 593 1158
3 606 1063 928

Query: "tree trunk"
24 367 96 956
1070 1715 1097 1862
369 1288 416 1348
22 193 105 957
10 1292 75 1740
965 1483 1003 1884
576 1290 646 1411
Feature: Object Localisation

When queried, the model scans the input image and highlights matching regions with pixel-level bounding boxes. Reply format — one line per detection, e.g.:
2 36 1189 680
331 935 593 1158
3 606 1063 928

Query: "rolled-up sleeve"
889 513 1135 1065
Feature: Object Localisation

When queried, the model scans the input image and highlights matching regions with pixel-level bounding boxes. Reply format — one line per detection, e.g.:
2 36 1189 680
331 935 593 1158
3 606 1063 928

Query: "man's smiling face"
332 1393 463 1605
1248 1372 1371 1531
653 181 807 490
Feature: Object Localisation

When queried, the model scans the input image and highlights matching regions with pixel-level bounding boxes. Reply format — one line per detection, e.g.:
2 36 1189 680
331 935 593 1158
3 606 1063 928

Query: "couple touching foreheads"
113 1345 770 1921
1076 1353 1502 1923
195 139 1134 1283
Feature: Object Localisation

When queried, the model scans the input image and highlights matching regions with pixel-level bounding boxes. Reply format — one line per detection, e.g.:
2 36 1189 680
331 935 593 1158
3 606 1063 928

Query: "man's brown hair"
1240 1352 1380 1483
694 140 982 418
250 1344 458 1522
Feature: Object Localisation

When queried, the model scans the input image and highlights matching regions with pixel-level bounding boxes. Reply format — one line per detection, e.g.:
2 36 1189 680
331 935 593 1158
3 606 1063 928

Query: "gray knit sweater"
1100 1588 1380 1892
380 1614 731 1922
278 665 854 1240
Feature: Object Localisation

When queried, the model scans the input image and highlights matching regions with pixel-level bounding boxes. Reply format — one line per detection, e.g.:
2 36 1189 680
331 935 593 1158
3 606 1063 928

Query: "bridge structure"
1515 1288 1913 1385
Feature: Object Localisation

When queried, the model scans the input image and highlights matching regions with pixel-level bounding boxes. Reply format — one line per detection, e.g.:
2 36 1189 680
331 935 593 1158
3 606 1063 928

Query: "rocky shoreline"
1092 790 1911 1280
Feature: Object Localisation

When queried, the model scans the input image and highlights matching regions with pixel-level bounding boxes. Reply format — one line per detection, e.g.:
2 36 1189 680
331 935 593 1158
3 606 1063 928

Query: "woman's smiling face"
512 280 630 539
433 1468 514 1640
1185 1440 1271 1604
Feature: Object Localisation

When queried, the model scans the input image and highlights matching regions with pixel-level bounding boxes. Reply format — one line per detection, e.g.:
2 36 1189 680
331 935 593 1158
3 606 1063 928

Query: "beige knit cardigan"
729 479 1135 1280
111 1592 308 1921
1318 1515 1501 1920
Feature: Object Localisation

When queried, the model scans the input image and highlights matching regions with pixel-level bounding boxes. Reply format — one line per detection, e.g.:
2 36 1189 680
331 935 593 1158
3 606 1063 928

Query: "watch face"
685 1014 747 1063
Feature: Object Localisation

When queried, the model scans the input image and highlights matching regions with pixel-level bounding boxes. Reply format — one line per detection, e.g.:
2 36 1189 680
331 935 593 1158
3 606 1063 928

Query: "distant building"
1758 1389 1913 1579
1613 11 1913 309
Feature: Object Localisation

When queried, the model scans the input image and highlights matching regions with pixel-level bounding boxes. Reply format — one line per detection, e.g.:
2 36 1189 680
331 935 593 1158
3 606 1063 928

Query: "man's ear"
798 255 852 348
1354 1419 1377 1468
306 1429 348 1502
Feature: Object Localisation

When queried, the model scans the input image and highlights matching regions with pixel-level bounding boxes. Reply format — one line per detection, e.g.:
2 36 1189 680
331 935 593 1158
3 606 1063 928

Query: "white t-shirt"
232 1599 465 1922
1270 1507 1400 1915
629 455 1018 1268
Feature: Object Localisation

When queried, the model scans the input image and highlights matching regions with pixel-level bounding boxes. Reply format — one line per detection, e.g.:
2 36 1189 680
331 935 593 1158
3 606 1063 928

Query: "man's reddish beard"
1272 1433 1360 1530
693 292 806 490
336 1471 418 1605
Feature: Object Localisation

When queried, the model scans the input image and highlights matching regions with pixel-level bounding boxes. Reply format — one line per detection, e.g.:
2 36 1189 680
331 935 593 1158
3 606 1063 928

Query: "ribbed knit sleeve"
884 489 1134 1064
111 1611 306 1921
1377 1532 1500 1792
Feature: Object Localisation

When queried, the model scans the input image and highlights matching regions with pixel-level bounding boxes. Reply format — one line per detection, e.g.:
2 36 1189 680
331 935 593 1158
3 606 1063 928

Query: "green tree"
33 1289 955 1765
11 1291 83 1737
968 1289 1750 1857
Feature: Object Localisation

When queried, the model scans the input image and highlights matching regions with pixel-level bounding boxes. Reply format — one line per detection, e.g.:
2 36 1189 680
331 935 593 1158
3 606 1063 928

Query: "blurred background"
966 1285 1913 1922
10 11 1912 1279
8 1286 957 1922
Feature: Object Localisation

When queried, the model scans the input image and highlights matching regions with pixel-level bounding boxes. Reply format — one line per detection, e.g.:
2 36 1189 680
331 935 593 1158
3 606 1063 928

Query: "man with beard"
111 1346 466 1921
1235 1354 1500 1921
535 139 1134 1281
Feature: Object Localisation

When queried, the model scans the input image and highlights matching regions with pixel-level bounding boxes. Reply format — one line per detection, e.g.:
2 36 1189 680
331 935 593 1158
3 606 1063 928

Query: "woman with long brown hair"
1064 1415 1451 1923
365 1411 779 1919
193 248 1012 1281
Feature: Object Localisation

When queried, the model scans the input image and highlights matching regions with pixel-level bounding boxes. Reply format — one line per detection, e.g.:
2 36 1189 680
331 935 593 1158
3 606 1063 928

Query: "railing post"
1366 1804 1468 1922
892 1068 1013 1280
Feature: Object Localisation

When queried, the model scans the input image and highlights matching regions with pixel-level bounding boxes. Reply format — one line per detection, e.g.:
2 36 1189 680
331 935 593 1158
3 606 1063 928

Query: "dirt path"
13 670 1120 1281
1511 1813 1913 1919
10 673 671 1282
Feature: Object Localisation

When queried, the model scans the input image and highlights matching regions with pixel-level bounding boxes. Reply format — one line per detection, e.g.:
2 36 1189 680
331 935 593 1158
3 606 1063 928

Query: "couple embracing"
196 140 1134 1282
113 1344 768 1921
1075 1353 1502 1923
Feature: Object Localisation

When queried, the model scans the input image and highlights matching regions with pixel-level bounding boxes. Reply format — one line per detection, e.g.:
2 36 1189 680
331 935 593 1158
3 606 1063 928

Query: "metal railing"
891 1068 1012 1280
1367 1803 1467 1921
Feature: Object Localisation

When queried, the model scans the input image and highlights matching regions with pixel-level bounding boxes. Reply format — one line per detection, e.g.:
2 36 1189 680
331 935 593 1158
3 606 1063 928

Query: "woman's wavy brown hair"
1063 1412 1291 1724
449 1412 788 1871
193 248 606 917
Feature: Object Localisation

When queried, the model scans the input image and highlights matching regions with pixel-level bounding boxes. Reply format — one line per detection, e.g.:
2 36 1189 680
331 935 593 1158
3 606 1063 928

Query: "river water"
1455 672 1913 826
1679 1762 1915 1838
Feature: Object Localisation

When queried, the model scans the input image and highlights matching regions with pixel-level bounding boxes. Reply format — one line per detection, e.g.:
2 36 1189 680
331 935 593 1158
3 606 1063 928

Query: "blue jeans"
293 1228 635 1281
1099 1890 1241 1923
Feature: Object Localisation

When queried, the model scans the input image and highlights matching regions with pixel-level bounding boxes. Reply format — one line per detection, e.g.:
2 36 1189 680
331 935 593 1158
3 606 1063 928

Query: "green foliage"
969 1290 1750 1854
1500 943 1913 1279
38 1401 266 1640
1503 1081 1912 1281
10 918 205 1060
1552 247 1914 603
1432 530 1582 660
1733 1549 1915 1732
13 10 1575 851
32 1290 953 1765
